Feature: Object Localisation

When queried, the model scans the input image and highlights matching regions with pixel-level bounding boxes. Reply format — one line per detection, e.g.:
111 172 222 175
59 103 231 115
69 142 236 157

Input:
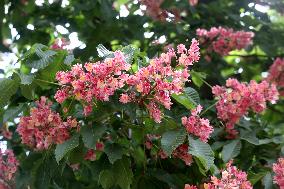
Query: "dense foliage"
1 0 284 188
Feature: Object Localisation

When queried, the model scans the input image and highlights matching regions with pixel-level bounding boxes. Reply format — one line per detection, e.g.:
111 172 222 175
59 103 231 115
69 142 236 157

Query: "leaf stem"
200 101 218 116
35 79 61 86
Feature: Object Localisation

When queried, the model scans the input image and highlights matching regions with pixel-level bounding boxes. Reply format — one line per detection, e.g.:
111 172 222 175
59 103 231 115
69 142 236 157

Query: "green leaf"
262 172 273 189
97 44 113 58
20 84 36 100
221 139 242 162
112 157 133 189
3 103 26 123
0 78 19 108
172 87 200 110
81 125 107 149
27 50 57 70
161 128 187 156
191 71 207 88
18 73 35 85
64 54 75 65
240 130 259 145
98 170 115 189
188 136 214 170
104 143 124 164
55 133 80 163
98 157 133 189
121 45 137 64
249 171 269 185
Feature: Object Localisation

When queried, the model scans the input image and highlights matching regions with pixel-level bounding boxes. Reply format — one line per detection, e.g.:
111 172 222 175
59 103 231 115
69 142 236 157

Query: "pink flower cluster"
273 157 284 188
119 39 199 122
267 58 284 96
56 39 200 123
139 0 181 22
55 51 131 115
17 96 79 150
196 27 254 56
0 150 19 181
184 161 252 189
182 105 214 142
212 78 279 137
208 160 252 189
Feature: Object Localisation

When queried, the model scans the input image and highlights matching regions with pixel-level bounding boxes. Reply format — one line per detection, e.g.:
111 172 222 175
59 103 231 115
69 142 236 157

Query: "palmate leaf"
0 78 19 108
188 136 214 170
55 133 80 163
172 87 200 110
161 128 187 156
221 139 242 162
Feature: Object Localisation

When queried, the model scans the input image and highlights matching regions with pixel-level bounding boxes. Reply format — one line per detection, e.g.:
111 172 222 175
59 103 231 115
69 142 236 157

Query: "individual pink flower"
273 157 284 188
184 184 198 189
1 129 12 140
84 149 96 161
17 96 79 150
212 79 279 137
267 58 284 96
51 38 69 50
197 27 254 56
158 150 168 159
139 0 180 22
189 0 198 6
119 93 130 104
96 142 104 151
182 105 214 142
0 150 19 181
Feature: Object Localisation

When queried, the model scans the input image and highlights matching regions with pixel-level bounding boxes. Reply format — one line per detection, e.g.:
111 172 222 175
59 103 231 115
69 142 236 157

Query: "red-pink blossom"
96 142 104 151
17 96 79 150
182 105 214 142
172 144 193 166
55 51 131 116
273 157 284 188
196 27 254 56
267 58 284 96
208 160 252 189
0 150 19 181
139 0 180 22
84 149 96 161
189 0 198 6
212 79 279 137
55 40 200 123
184 184 198 189
51 38 69 50
1 129 12 140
